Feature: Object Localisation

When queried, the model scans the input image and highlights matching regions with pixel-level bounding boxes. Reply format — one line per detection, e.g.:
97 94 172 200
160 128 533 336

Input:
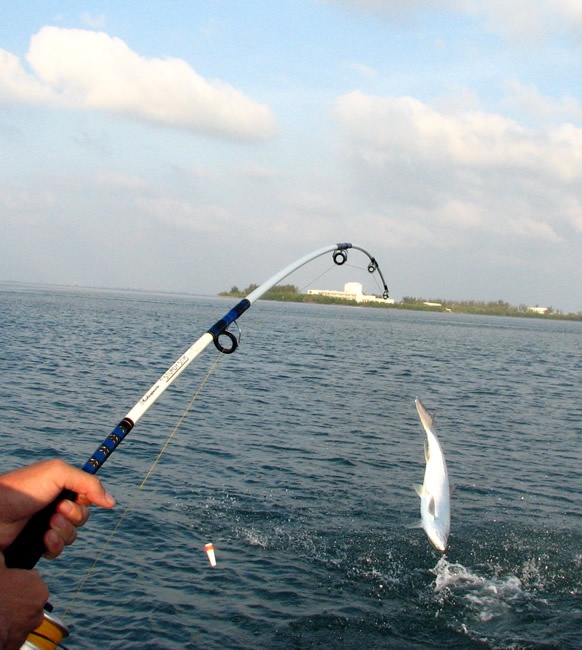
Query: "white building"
307 282 394 304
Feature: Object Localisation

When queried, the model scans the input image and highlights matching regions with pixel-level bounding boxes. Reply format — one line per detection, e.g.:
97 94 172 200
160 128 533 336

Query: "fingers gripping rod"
4 243 389 569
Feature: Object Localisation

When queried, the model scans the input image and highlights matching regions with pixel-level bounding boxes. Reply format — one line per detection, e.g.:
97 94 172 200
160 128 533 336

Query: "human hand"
0 552 49 650
0 459 115 558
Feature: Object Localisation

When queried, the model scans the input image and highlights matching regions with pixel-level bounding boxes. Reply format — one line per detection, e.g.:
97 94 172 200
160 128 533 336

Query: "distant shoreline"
220 284 582 321
2 280 580 321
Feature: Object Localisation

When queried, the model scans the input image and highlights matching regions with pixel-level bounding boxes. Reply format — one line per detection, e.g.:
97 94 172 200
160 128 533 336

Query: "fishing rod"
4 242 389 572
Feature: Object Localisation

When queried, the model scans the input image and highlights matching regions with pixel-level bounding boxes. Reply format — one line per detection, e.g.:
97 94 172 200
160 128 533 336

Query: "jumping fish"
414 397 450 552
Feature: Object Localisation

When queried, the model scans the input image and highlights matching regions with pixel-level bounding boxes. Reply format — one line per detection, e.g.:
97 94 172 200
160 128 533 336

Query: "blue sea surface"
1 285 581 649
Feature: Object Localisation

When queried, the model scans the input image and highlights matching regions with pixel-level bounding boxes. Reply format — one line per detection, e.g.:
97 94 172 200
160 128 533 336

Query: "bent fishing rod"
4 242 389 570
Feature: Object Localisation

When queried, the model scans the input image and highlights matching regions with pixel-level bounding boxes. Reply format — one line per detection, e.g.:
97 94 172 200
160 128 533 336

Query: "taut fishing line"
63 264 341 618
233 263 337 339
297 261 337 294
4 243 390 648
64 351 225 617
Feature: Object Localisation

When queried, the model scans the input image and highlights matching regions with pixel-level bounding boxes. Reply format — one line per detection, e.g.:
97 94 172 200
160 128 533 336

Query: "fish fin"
405 520 424 529
428 496 436 517
424 439 430 462
449 484 457 497
414 484 425 497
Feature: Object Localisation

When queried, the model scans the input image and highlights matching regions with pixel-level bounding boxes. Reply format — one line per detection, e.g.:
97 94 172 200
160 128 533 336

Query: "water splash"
433 556 525 623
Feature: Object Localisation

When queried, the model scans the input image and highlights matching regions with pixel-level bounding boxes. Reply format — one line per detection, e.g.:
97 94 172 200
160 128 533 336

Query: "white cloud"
135 196 233 234
0 27 276 141
0 49 52 103
334 90 582 242
345 62 378 80
510 216 563 241
503 79 582 123
0 187 58 227
335 91 543 169
237 162 281 180
323 0 464 16
473 0 582 40
80 12 107 29
92 170 147 190
323 0 582 39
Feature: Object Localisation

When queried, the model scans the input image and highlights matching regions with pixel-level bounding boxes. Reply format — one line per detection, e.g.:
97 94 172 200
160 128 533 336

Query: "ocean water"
1 284 580 649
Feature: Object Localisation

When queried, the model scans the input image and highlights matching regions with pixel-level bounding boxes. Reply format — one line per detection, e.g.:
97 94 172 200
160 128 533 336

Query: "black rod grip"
3 488 77 570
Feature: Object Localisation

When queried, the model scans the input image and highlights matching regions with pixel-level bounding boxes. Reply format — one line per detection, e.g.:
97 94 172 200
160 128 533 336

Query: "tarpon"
414 397 450 552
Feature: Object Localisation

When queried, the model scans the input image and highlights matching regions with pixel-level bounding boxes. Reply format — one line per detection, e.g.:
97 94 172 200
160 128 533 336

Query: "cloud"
334 92 542 169
80 12 107 29
237 161 281 181
322 0 582 40
322 0 464 16
92 170 147 190
0 49 53 103
135 196 233 234
333 90 582 242
502 79 582 123
345 61 378 80
0 26 276 140
0 187 57 225
471 0 582 40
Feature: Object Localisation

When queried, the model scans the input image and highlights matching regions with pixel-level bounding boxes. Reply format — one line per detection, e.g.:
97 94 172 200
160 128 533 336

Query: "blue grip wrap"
207 299 250 338
82 418 134 474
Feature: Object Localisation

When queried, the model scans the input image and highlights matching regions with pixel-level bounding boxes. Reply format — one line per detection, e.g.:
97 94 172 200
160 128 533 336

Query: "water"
1 284 580 649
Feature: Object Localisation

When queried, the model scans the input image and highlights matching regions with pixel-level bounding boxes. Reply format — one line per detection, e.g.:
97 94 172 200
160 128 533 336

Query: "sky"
1 1 581 313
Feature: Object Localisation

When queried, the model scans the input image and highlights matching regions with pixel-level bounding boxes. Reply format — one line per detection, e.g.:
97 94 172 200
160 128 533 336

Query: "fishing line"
343 261 386 294
7 243 390 649
237 263 338 338
299 259 381 295
235 260 388 362
297 262 336 294
65 258 363 611
7 243 390 572
63 351 225 617
299 261 389 306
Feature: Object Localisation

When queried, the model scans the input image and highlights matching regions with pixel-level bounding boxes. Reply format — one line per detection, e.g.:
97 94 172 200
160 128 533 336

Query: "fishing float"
5 242 389 648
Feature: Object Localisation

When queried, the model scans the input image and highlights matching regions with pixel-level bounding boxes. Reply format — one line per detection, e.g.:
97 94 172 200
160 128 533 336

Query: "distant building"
307 281 394 304
527 306 549 314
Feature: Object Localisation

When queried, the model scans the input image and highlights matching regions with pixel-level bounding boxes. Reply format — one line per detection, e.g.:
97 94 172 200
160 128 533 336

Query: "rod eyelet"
214 330 239 354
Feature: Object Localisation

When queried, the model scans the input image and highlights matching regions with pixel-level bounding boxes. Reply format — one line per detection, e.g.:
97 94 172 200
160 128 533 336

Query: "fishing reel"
22 607 69 650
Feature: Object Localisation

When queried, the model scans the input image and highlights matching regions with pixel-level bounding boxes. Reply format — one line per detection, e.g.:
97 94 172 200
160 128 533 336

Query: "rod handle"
3 489 77 570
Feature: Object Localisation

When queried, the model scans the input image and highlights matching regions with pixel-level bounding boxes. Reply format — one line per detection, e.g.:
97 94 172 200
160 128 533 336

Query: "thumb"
59 467 115 509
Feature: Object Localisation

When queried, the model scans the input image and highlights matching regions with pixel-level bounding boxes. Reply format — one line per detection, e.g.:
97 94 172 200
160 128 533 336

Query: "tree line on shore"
219 284 582 320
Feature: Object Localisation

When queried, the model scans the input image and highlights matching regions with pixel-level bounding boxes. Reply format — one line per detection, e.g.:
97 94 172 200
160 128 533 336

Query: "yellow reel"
21 610 69 650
